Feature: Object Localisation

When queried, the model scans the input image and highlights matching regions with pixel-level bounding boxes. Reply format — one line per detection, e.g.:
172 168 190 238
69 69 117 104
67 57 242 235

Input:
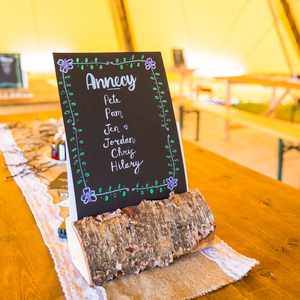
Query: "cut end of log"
73 190 215 286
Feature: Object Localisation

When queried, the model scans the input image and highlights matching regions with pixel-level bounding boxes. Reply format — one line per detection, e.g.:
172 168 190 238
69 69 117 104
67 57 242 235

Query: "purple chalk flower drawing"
57 58 74 73
166 176 178 191
144 57 156 71
81 187 97 204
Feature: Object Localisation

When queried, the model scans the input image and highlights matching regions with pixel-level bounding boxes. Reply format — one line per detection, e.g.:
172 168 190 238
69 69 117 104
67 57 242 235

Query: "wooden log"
73 190 215 286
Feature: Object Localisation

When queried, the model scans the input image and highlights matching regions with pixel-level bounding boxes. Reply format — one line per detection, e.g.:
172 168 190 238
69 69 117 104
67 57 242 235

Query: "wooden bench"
176 97 300 181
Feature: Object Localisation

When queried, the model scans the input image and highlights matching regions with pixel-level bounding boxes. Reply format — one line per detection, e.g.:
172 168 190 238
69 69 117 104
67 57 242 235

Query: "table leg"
266 88 289 116
178 106 200 142
268 87 277 116
196 111 200 141
277 138 284 181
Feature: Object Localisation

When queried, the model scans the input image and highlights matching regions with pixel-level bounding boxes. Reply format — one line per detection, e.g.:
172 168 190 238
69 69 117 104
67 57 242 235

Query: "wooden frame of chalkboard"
0 53 24 89
54 52 188 220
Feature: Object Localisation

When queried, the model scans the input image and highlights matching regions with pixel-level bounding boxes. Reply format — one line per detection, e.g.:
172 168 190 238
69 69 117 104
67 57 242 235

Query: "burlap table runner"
0 120 258 300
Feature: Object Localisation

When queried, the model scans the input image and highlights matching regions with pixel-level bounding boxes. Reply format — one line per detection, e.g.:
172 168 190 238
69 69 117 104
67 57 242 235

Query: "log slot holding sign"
67 190 215 286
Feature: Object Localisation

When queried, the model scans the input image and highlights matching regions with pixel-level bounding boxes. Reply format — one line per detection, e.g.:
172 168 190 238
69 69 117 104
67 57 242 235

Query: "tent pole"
267 0 295 76
279 0 300 66
109 0 135 51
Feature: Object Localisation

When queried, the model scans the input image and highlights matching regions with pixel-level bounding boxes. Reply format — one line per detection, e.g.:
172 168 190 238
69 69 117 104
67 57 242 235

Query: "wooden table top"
0 74 59 106
1 111 300 299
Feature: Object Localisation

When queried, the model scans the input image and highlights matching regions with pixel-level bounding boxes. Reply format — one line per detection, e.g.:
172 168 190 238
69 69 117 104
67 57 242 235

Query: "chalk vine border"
56 54 181 205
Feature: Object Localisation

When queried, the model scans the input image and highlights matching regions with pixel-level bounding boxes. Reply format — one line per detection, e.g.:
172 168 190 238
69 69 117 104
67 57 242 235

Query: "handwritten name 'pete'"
86 73 137 92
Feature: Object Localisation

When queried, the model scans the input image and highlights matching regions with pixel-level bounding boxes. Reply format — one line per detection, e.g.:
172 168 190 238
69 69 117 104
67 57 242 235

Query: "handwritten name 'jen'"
86 73 137 92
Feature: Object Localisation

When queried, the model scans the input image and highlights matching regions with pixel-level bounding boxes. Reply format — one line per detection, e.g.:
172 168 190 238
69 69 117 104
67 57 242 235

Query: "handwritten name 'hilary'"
86 73 137 92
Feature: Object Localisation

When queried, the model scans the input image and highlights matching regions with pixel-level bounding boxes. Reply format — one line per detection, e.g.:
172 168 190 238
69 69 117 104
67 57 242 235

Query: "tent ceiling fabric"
1 0 118 72
289 0 300 30
127 0 300 75
0 0 299 75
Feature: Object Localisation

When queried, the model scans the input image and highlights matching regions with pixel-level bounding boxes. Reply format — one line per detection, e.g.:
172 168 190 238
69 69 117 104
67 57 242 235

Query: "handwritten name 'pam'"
86 72 136 92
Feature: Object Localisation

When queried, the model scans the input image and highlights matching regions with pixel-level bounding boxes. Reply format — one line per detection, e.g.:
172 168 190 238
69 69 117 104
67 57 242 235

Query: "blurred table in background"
0 74 60 116
217 75 300 116
167 66 196 98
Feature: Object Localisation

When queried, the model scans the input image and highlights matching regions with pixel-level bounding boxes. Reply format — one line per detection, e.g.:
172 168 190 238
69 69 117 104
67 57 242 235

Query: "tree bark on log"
74 190 215 286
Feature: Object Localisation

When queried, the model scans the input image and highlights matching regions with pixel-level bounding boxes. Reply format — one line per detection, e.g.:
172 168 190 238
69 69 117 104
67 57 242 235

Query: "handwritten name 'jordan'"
86 73 137 92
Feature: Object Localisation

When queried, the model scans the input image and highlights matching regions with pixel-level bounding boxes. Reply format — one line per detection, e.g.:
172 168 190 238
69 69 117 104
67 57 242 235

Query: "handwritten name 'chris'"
86 72 137 92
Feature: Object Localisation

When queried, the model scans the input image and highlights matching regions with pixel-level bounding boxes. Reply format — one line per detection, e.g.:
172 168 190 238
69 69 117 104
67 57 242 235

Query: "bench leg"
277 138 284 181
178 106 200 142
196 111 200 141
179 105 184 131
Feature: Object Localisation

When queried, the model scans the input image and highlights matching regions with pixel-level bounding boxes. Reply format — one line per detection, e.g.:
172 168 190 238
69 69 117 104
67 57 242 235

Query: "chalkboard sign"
0 54 24 88
54 52 188 220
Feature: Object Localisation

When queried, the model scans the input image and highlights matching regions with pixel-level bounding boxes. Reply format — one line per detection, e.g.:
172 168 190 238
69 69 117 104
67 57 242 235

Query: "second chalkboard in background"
0 53 24 88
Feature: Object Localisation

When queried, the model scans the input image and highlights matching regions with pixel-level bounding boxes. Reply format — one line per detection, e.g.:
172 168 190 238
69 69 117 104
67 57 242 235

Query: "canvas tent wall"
127 0 300 76
0 0 299 75
0 0 118 73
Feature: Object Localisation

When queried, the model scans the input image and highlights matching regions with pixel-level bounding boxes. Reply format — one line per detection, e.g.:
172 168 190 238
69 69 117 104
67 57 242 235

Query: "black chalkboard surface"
53 52 188 220
0 54 24 88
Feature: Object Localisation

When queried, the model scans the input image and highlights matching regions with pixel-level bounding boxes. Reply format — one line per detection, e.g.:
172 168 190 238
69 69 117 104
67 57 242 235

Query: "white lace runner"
202 241 258 280
0 124 258 300
0 125 107 300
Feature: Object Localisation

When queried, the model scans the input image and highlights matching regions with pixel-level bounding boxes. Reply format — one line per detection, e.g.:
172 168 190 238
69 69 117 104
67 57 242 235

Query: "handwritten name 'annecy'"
86 73 137 92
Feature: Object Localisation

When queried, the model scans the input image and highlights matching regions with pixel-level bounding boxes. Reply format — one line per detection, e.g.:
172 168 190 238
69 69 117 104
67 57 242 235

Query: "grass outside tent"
234 102 300 124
